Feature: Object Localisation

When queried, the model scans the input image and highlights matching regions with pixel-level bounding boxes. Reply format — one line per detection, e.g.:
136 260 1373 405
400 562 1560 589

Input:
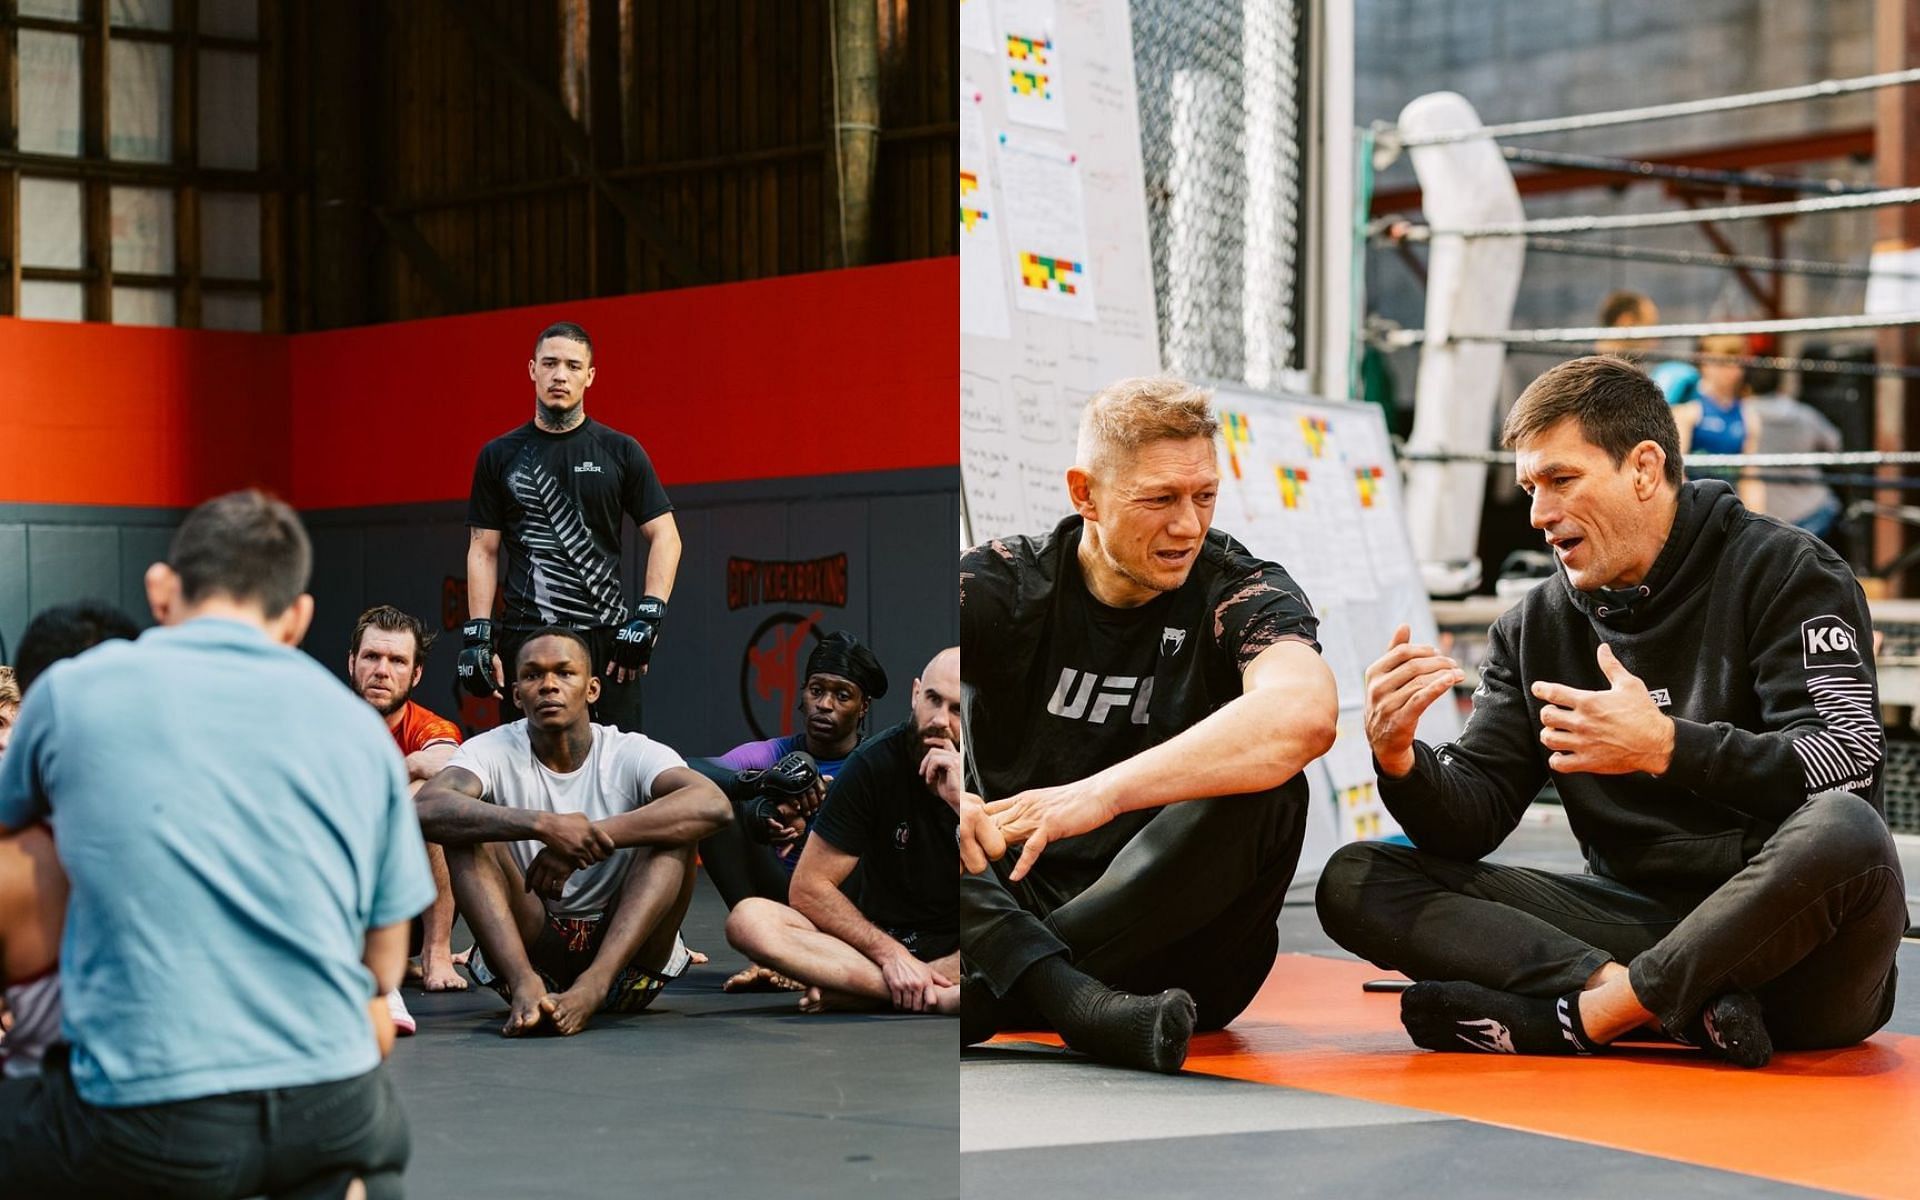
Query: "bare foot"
404 960 424 985
502 986 551 1037
451 946 472 967
725 963 805 993
420 957 469 993
688 948 710 965
934 984 960 1016
799 986 827 1014
539 985 601 1037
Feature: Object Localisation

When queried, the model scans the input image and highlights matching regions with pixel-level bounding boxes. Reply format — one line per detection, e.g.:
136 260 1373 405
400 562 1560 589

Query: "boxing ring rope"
1377 311 1920 351
1515 236 1906 284
1375 66 1920 156
1494 145 1877 196
1385 185 1920 242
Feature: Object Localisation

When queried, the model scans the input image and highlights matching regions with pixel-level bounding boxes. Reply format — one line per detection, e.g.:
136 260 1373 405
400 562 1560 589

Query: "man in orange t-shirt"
348 606 466 1020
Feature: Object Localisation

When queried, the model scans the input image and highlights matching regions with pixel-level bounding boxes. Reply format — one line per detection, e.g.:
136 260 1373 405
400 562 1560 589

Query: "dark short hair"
1598 290 1652 327
514 625 595 673
349 604 436 666
1502 356 1684 488
16 599 140 692
168 490 312 618
533 322 593 362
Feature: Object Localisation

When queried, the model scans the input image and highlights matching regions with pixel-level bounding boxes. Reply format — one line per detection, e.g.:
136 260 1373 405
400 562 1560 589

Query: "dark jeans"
1315 791 1907 1049
496 626 645 732
0 1046 410 1199
963 781 1308 1033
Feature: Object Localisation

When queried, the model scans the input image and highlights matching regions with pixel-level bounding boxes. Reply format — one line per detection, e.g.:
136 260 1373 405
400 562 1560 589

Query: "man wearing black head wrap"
691 632 888 990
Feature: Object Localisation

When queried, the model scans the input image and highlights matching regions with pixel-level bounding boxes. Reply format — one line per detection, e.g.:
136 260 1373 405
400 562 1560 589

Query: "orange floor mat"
991 954 1920 1199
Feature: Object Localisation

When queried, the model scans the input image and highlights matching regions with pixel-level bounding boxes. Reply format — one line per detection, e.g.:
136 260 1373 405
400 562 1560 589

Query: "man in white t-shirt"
416 626 730 1036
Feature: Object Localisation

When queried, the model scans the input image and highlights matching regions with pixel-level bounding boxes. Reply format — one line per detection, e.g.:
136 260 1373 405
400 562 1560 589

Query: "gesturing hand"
1531 642 1675 776
958 790 1004 875
987 780 1119 883
1364 624 1464 778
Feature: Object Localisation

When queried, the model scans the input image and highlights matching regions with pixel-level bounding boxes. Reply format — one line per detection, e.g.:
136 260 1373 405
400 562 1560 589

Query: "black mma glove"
457 618 499 698
735 751 820 845
612 595 667 673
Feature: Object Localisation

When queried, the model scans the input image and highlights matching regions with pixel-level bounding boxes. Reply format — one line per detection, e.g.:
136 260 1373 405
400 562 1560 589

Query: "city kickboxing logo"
1161 627 1187 656
740 610 824 740
894 822 910 850
1801 615 1863 669
1045 668 1152 725
727 554 849 611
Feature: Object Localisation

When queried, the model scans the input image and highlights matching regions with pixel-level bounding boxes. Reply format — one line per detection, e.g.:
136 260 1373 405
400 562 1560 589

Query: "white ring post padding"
1399 92 1524 595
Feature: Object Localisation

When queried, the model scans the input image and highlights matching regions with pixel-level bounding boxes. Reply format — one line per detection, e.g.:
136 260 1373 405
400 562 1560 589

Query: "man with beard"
725 647 961 1014
695 632 889 994
348 606 467 1034
1316 356 1906 1068
958 377 1338 1073
417 628 730 1036
460 321 681 733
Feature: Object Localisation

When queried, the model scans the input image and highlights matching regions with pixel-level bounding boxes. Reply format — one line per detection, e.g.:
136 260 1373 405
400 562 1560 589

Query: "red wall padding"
0 259 958 510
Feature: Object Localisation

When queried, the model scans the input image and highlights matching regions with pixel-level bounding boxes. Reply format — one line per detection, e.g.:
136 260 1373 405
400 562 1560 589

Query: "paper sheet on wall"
998 131 1096 323
996 0 1066 130
960 0 996 54
960 84 1013 339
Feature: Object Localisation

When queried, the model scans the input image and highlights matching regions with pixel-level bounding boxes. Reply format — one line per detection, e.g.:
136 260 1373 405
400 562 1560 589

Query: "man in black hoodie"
1316 356 1906 1068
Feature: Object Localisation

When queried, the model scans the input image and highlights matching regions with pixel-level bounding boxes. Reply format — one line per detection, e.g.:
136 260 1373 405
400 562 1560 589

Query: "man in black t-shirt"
462 321 682 732
959 376 1339 1073
725 647 961 1015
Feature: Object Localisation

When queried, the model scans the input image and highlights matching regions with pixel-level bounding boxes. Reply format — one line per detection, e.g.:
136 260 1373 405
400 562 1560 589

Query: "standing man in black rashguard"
462 321 682 732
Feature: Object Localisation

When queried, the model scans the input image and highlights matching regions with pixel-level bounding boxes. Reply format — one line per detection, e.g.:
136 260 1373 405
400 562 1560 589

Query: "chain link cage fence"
1130 0 1310 391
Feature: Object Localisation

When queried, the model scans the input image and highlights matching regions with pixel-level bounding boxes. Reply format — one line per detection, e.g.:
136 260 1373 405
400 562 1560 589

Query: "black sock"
1675 991 1772 1069
1015 954 1196 1074
1400 981 1601 1056
960 980 998 1048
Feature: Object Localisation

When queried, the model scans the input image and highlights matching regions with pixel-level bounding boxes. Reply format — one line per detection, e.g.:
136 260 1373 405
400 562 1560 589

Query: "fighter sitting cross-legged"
415 626 731 1036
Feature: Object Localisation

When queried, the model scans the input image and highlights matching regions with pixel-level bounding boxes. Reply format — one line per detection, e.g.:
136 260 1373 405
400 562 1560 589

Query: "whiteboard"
1207 384 1464 871
960 0 1161 544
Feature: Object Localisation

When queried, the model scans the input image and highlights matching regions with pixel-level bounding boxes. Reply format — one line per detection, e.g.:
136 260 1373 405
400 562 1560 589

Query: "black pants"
0 1046 410 1199
962 781 1308 1033
1315 791 1906 1049
496 626 644 732
689 757 795 909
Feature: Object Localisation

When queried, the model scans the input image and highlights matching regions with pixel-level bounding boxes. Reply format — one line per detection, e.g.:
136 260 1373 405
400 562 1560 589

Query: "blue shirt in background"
0 618 435 1107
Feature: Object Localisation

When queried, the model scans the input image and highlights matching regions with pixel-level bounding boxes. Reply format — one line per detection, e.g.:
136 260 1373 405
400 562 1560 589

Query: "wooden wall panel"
291 0 954 327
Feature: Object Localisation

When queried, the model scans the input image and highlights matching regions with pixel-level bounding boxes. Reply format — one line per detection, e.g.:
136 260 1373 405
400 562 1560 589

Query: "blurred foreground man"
0 490 434 1197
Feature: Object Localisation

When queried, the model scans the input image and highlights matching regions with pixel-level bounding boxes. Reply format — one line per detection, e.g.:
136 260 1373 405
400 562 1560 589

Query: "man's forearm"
1095 685 1335 815
792 875 905 967
595 784 730 847
417 792 545 845
466 543 498 620
640 521 681 602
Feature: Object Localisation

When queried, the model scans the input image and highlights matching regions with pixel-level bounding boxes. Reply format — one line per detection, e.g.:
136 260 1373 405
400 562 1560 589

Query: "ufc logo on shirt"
1046 668 1153 725
1802 616 1863 669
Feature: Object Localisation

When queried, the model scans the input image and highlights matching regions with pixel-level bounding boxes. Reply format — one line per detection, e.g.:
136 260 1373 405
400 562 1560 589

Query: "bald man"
725 648 961 1014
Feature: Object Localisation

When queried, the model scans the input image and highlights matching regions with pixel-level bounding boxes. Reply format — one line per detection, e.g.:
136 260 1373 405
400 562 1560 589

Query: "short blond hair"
1075 376 1218 477
0 666 17 710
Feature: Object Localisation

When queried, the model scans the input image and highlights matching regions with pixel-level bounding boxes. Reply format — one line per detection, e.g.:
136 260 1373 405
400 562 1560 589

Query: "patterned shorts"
468 913 691 1014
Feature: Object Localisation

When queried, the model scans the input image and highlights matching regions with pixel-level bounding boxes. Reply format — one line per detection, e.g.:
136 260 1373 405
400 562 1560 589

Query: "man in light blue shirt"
0 489 435 1199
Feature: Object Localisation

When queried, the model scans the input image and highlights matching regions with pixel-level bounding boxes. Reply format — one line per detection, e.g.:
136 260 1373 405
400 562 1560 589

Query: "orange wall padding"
0 322 293 507
0 258 958 510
